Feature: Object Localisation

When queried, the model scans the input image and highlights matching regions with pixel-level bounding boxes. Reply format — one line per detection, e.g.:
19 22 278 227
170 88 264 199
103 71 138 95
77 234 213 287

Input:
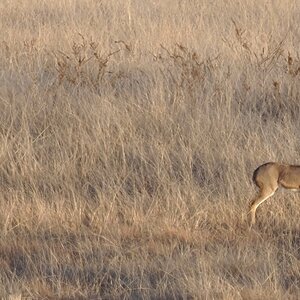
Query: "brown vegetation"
1 0 300 299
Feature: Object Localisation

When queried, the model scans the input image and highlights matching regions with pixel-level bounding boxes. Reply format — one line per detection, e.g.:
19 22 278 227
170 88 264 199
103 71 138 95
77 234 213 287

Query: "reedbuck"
250 162 300 225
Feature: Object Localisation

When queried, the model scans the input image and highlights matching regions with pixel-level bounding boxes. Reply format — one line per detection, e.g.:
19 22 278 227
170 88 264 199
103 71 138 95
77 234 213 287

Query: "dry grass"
1 0 300 298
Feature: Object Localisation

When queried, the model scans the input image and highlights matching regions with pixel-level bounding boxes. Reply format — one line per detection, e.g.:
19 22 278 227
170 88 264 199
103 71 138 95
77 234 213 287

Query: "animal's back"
278 164 300 188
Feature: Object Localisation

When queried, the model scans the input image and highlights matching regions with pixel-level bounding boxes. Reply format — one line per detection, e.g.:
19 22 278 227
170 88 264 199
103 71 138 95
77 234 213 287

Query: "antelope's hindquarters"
250 163 280 225
252 162 281 190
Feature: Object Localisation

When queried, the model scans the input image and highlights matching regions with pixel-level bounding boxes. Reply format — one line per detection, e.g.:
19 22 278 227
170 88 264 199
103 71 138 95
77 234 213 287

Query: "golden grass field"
1 0 300 299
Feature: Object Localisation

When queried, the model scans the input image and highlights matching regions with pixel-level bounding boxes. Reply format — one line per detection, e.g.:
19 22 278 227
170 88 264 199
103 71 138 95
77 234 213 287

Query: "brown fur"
250 162 300 225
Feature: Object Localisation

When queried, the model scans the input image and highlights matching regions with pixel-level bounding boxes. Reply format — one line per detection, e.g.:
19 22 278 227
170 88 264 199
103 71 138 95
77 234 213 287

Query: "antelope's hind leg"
249 185 277 226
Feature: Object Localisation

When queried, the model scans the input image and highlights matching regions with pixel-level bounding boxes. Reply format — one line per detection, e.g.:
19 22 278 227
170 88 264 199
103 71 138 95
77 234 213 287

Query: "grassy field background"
1 0 300 299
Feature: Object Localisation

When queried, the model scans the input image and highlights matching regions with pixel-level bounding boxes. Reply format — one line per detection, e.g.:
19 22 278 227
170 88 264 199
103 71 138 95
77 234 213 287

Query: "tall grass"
1 0 300 298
